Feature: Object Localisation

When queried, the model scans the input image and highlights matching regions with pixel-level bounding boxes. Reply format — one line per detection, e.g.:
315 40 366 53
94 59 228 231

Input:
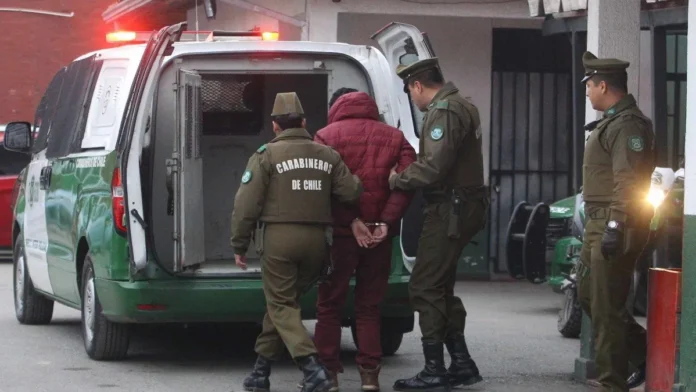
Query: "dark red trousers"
314 236 392 373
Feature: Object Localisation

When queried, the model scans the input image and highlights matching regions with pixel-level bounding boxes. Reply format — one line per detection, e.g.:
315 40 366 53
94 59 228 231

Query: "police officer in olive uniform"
577 51 656 392
231 92 363 392
388 58 488 392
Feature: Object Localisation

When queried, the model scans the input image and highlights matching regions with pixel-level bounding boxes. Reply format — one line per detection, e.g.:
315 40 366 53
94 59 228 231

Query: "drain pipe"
0 8 74 18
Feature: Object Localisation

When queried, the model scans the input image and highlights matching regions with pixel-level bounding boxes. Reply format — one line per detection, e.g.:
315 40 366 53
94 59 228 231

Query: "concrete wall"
638 30 653 117
337 13 542 184
186 2 302 40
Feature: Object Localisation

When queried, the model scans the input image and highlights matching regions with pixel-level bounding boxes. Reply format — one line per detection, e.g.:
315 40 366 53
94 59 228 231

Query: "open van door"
170 69 206 271
371 22 435 272
121 22 187 272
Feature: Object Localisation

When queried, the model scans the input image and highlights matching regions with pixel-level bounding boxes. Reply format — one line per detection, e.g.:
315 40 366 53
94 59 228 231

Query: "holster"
447 191 462 239
254 222 265 256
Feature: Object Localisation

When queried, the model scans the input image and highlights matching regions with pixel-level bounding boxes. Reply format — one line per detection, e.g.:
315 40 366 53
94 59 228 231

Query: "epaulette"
256 144 267 154
434 100 449 110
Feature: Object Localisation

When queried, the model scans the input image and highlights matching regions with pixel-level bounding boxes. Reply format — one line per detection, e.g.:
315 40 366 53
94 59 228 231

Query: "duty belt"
584 205 609 220
423 185 489 204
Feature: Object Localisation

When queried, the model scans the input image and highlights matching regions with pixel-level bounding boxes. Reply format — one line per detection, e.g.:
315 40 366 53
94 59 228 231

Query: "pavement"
0 261 643 392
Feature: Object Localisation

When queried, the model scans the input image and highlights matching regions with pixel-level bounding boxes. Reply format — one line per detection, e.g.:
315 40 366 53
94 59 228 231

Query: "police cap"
271 92 305 117
396 58 441 92
581 51 630 84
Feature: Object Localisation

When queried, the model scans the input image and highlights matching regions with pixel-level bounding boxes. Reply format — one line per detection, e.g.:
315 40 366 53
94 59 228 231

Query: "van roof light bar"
106 29 279 44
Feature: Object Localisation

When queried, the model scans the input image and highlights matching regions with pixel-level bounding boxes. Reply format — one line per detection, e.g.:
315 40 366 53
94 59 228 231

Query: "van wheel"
351 323 404 356
81 254 131 360
13 234 54 325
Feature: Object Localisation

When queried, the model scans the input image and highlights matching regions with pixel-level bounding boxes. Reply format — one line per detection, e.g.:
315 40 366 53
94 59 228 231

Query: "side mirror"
3 122 33 153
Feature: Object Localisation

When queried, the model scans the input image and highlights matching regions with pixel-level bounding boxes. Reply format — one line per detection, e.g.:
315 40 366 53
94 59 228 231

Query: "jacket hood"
328 92 380 124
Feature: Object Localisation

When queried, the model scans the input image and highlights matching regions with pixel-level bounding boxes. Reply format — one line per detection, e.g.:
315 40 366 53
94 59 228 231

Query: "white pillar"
306 0 339 42
685 0 696 216
584 0 641 124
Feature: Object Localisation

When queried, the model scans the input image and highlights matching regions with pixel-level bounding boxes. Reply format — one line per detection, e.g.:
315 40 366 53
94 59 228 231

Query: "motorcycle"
506 166 685 339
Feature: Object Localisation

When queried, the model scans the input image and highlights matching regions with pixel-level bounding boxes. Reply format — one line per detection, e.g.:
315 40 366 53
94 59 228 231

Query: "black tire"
351 323 405 356
557 288 582 339
81 254 131 360
13 234 54 325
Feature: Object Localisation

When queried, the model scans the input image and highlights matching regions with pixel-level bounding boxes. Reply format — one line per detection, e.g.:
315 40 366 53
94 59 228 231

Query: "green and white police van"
4 22 436 360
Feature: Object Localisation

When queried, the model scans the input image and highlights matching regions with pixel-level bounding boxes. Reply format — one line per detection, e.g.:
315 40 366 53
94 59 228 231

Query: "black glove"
600 228 624 260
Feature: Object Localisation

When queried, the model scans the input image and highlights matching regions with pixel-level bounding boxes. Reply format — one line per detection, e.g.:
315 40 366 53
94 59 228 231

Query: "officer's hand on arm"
230 152 271 259
389 107 466 191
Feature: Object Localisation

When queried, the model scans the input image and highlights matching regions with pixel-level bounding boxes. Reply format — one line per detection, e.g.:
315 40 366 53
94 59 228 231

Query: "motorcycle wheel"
558 287 582 339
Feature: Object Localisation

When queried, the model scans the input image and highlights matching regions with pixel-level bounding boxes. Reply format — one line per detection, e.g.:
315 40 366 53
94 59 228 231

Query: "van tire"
13 234 54 325
81 254 131 360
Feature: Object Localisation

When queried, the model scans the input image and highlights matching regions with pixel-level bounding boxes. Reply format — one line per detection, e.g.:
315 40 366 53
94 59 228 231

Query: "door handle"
39 166 52 190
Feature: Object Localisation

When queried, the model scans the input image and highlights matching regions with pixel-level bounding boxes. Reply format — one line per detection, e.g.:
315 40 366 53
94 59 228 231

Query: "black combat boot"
243 355 272 392
627 362 646 389
298 354 333 392
393 341 451 392
444 334 483 387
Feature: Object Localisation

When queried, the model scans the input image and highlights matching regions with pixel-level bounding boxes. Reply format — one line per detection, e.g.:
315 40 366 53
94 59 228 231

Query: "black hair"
407 68 445 90
591 72 628 93
329 87 358 108
272 113 304 130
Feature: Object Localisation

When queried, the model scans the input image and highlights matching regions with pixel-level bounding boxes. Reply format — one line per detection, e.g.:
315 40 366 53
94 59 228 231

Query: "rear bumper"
96 275 412 324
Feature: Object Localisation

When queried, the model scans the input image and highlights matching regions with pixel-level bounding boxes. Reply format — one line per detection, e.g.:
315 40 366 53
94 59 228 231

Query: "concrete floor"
0 262 647 391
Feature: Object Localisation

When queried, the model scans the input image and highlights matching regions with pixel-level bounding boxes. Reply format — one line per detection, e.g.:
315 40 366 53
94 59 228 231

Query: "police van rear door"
170 69 206 271
371 22 435 272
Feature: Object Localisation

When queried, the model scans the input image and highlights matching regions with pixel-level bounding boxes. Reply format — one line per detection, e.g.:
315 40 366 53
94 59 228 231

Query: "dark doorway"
488 29 575 275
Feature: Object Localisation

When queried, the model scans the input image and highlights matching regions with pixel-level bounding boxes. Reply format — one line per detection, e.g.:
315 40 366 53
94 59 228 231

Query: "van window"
32 68 67 153
45 56 100 158
81 59 132 150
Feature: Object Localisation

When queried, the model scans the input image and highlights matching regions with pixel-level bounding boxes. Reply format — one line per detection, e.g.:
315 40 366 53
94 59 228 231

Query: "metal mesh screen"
200 77 252 113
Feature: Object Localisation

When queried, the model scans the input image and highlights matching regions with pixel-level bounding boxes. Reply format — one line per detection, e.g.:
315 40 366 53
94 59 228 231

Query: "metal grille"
488 71 573 274
545 217 571 249
185 84 193 159
200 78 252 113
195 85 202 159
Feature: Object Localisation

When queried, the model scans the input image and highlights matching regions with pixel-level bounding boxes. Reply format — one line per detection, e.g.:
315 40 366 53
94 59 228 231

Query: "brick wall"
0 0 119 123
0 1 187 124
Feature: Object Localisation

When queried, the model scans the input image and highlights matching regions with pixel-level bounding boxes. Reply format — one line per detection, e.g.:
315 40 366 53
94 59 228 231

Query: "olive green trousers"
577 213 648 392
410 199 487 342
254 223 327 360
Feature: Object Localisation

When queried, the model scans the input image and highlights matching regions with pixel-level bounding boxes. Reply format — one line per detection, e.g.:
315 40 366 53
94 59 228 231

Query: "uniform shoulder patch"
430 127 444 141
256 144 267 154
241 170 253 184
435 100 449 110
628 136 644 152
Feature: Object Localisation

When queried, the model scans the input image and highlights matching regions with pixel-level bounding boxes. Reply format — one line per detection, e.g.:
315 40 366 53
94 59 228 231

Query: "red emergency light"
106 31 151 43
262 31 279 41
106 30 280 44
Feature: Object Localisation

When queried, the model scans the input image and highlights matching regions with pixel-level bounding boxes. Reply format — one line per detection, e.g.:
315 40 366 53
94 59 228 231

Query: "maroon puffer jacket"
315 92 416 237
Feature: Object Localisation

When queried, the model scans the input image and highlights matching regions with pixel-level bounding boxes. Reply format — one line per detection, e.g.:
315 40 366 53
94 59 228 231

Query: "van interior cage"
198 74 265 136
